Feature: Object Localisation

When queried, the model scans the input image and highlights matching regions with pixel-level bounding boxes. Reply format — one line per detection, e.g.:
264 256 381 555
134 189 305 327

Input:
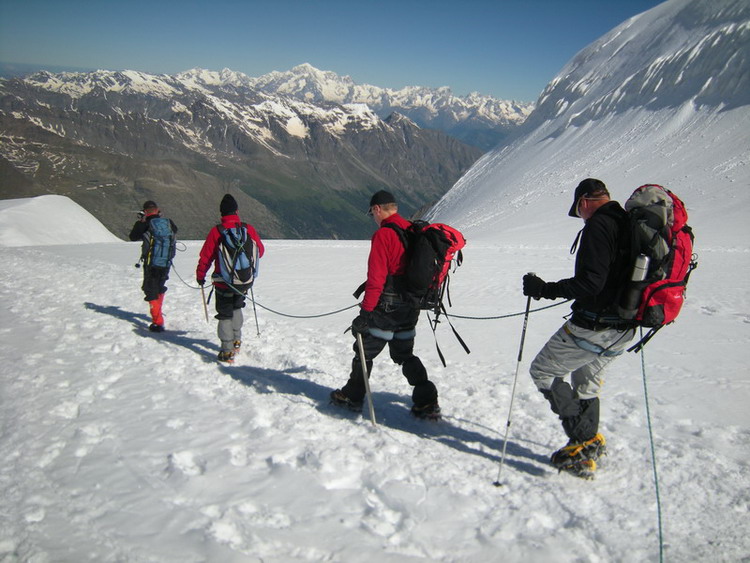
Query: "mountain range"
244 63 534 150
0 65 514 239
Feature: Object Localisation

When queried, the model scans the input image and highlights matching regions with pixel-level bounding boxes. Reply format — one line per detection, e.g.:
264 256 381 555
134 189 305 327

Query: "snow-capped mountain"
430 0 750 249
246 63 534 150
0 68 481 239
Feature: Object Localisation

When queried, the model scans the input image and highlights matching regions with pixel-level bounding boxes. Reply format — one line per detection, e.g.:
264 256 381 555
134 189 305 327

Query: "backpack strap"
382 222 409 249
215 223 247 287
426 303 471 367
353 282 366 299
354 222 411 299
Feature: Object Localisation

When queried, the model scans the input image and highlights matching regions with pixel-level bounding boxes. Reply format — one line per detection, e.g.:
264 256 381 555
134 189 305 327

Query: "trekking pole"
356 332 377 426
249 285 261 336
493 273 535 487
200 285 209 323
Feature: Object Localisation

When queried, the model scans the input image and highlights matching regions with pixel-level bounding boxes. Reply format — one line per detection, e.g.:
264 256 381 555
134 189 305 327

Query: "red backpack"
618 184 698 351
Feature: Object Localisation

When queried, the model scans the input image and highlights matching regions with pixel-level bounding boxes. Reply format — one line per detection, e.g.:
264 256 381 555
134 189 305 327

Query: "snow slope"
0 194 748 562
429 0 750 249
0 195 119 246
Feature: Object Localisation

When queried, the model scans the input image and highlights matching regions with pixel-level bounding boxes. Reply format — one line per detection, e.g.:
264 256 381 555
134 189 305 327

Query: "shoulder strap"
382 222 409 249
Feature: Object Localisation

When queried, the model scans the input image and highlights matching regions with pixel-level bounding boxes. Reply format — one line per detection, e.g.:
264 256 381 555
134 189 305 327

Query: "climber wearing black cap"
196 195 265 363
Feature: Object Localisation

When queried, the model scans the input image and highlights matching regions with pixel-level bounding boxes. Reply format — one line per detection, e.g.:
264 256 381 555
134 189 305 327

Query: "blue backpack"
145 217 175 268
213 223 259 289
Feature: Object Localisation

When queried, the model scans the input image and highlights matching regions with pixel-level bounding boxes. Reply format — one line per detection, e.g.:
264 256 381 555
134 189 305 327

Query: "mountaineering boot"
233 340 242 355
551 433 606 479
330 389 363 412
410 401 442 421
559 459 597 480
149 323 165 333
217 350 235 364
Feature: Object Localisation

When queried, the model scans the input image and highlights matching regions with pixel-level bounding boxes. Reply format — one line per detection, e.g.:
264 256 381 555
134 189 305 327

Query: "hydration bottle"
618 254 651 320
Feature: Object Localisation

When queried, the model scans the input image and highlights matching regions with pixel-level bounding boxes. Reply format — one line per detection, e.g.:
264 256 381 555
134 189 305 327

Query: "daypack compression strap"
628 326 662 353
441 302 471 356
426 306 471 368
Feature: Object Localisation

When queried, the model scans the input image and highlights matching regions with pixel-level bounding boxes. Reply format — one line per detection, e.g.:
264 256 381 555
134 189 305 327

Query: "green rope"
639 327 665 563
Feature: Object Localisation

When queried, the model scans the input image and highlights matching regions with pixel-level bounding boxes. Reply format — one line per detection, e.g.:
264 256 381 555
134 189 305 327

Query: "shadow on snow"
83 301 548 478
84 301 217 363
226 361 549 479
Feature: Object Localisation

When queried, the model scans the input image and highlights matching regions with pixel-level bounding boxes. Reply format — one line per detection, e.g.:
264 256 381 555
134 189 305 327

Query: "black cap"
568 178 608 217
220 194 238 216
142 200 157 211
368 190 396 212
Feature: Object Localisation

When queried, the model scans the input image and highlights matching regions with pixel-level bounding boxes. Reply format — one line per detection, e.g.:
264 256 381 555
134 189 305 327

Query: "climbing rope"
254 301 360 319
445 299 572 320
168 257 572 321
639 327 665 563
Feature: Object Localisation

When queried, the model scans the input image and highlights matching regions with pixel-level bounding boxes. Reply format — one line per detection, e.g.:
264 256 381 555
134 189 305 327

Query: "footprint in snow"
166 451 206 476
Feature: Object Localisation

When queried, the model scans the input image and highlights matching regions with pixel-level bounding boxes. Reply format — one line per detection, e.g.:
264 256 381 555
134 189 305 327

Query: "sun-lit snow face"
428 0 750 249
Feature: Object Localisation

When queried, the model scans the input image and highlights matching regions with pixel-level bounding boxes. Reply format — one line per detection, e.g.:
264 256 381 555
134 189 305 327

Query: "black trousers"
214 287 246 319
341 302 437 407
541 378 600 443
142 266 169 301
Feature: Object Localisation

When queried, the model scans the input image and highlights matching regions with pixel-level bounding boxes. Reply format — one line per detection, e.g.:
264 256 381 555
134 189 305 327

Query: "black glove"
523 274 545 298
197 278 205 286
523 274 559 300
350 310 371 336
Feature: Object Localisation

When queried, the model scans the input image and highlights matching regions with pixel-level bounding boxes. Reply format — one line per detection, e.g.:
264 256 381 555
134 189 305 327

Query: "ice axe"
200 284 209 323
356 332 377 426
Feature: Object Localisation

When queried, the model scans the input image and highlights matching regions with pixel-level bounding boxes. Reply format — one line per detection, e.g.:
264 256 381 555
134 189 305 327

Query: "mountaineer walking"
129 200 177 332
522 178 636 478
196 195 264 363
330 190 440 420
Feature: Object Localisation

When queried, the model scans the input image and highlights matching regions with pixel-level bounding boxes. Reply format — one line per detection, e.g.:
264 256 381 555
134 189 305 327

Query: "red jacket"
361 213 411 311
196 214 265 287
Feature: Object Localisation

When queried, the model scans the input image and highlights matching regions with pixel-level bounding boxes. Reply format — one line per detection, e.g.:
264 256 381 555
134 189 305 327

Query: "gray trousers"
530 321 635 398
215 288 245 352
530 320 635 442
218 309 243 352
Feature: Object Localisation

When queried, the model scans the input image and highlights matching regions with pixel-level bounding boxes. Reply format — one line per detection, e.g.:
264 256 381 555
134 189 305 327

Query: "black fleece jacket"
545 201 630 316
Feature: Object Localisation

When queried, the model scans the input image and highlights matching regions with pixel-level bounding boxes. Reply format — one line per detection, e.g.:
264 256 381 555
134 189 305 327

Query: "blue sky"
0 0 665 101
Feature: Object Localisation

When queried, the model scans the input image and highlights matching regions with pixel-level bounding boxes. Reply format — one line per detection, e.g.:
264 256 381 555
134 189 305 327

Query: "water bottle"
618 254 650 319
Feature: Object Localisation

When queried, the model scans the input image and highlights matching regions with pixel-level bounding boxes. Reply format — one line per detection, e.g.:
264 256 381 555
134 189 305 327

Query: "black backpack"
356 220 469 366
383 220 466 315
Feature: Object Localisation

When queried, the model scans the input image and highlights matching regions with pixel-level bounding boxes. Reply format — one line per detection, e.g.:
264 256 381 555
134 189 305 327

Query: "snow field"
1 237 747 562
